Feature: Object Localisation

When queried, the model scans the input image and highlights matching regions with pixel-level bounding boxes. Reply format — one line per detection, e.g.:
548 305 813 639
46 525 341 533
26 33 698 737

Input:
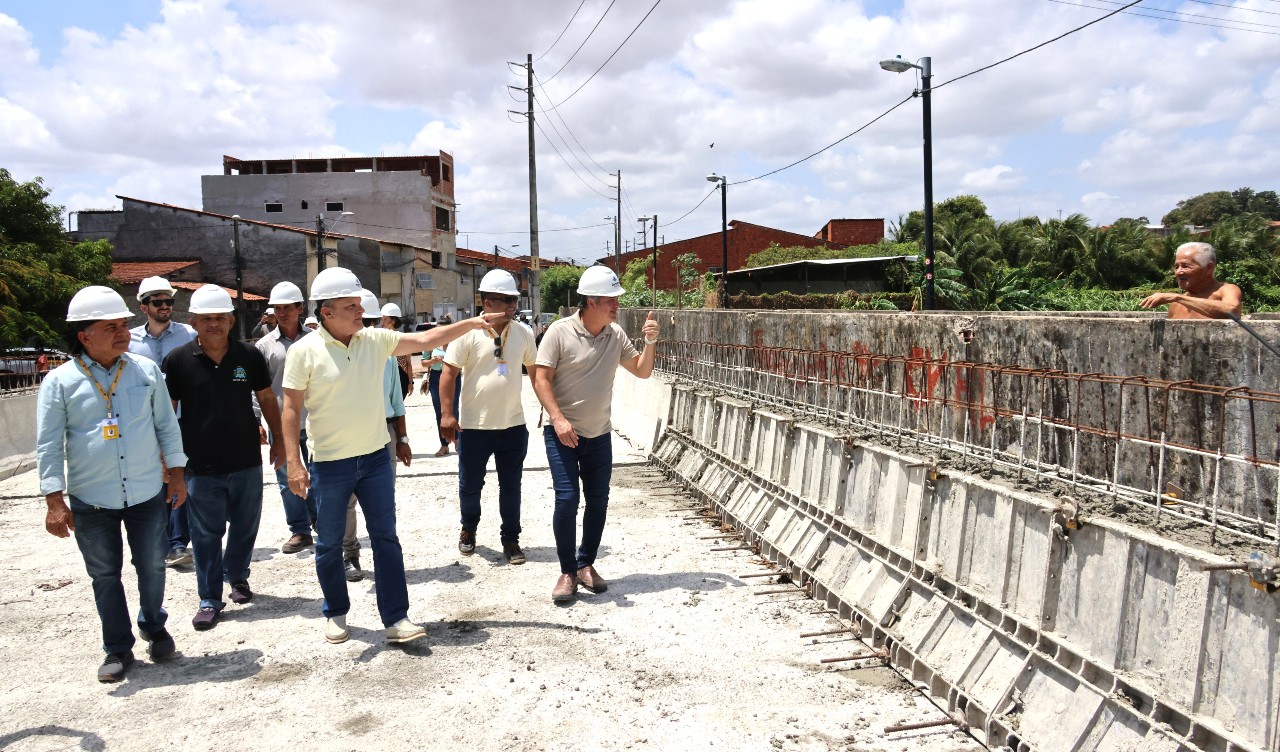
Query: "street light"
706 174 728 308
639 214 658 307
880 54 934 311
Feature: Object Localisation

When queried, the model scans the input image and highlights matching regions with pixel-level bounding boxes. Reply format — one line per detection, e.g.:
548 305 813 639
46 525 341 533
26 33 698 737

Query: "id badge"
101 418 120 440
496 362 509 376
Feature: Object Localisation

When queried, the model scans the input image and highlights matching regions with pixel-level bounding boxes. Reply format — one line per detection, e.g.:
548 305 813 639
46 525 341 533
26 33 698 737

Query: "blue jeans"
70 491 168 654
544 426 613 575
167 499 190 551
427 369 460 447
458 425 528 543
186 466 264 610
275 430 317 536
313 448 408 626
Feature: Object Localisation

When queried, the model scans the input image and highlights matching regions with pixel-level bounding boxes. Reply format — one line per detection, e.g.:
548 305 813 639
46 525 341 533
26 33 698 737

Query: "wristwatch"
397 435 410 444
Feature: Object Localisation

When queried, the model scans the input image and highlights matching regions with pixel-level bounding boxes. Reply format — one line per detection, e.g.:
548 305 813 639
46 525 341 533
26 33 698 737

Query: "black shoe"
228 581 253 605
140 628 176 661
98 650 135 682
458 529 476 556
503 543 526 565
344 558 364 582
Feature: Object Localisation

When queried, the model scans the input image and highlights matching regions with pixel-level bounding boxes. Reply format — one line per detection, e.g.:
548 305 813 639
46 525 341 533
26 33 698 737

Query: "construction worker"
36 285 187 681
256 281 317 555
533 266 659 603
280 268 501 645
440 269 537 565
339 290 411 583
381 302 414 397
164 286 282 630
127 275 196 569
252 308 277 339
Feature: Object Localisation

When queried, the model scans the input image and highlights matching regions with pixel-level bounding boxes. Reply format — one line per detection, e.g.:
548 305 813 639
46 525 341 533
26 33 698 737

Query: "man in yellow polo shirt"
281 268 500 645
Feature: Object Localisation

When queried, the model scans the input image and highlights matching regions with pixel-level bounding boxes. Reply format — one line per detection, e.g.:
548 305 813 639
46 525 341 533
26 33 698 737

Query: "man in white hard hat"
338 290 411 583
280 268 502 645
380 302 413 397
128 275 197 568
36 285 188 681
533 265 659 603
252 308 277 339
164 285 282 631
256 281 318 555
440 269 537 565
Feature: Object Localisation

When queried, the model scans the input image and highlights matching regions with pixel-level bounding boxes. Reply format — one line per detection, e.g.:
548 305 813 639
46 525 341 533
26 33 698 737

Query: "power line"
541 0 617 84
1182 0 1280 17
663 187 718 228
534 0 589 62
533 120 616 200
548 0 663 110
1043 0 1280 35
532 71 612 178
533 100 614 189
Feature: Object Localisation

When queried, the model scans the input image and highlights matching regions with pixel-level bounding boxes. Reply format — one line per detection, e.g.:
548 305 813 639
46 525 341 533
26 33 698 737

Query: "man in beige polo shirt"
532 266 659 603
440 270 538 565
281 267 499 645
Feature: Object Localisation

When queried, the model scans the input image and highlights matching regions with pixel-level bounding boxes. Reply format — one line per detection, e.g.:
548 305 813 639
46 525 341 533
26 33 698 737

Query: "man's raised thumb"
647 310 655 320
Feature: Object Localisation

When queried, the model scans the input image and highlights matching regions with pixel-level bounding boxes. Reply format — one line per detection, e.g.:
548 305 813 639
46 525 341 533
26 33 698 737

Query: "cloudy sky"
2 0 1278 263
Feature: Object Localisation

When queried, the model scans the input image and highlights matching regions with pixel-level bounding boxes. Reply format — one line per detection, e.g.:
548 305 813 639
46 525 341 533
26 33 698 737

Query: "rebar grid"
652 340 1280 551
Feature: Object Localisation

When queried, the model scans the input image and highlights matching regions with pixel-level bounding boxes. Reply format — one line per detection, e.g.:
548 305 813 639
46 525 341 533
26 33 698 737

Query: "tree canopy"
0 169 115 350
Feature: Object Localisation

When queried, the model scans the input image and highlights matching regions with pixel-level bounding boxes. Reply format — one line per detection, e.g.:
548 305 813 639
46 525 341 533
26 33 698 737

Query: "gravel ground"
0 383 983 752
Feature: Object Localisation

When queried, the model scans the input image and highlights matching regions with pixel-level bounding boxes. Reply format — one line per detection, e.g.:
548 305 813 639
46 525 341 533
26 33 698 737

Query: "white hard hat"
577 266 624 297
478 269 519 295
269 281 304 305
68 286 133 322
380 302 402 318
265 307 275 315
309 267 362 301
358 289 380 318
136 276 177 302
188 284 236 314
304 315 318 326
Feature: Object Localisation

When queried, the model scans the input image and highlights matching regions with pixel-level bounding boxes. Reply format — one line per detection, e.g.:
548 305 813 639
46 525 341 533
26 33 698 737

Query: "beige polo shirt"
444 323 537 431
281 324 400 462
535 312 638 439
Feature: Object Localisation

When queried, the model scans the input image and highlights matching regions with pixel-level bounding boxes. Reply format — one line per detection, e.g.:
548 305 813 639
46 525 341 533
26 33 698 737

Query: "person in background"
303 316 318 331
1140 242 1243 319
424 341 458 457
381 303 413 398
127 276 196 570
252 309 277 339
37 285 187 681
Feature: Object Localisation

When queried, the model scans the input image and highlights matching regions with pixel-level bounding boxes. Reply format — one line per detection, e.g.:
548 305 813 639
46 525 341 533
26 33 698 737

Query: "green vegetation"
539 264 584 312
744 240 916 268
0 169 115 350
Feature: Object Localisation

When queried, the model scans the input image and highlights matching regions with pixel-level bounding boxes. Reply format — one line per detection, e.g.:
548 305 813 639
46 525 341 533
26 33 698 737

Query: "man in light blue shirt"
36 285 188 682
127 275 197 568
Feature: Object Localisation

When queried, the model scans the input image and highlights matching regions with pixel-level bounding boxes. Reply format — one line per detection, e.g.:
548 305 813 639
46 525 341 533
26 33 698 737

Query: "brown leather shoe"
552 573 577 603
576 565 608 593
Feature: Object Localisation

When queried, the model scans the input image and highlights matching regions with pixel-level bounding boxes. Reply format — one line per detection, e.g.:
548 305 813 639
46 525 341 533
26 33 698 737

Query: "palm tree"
967 267 1061 311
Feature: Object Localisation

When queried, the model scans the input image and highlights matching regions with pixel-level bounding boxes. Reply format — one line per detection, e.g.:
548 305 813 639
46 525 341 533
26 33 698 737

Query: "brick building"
600 218 884 291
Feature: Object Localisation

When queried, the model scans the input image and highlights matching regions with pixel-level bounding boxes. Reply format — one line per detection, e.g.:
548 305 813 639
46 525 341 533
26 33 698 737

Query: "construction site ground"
0 383 982 752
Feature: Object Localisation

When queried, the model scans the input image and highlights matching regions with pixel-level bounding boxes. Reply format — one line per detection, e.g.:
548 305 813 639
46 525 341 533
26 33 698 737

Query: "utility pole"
651 213 658 308
525 53 541 324
316 213 327 271
232 215 245 339
494 244 500 269
612 171 622 273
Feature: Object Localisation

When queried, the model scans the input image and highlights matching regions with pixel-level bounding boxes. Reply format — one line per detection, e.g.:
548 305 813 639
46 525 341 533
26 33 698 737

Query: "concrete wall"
0 390 37 478
613 371 1280 752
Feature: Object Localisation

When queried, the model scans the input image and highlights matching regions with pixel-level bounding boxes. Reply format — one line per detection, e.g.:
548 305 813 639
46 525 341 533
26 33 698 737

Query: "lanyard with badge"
490 325 513 376
76 357 126 440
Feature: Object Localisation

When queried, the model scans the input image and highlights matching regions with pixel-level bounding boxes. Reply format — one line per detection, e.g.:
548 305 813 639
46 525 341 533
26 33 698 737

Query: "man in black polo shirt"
164 286 282 631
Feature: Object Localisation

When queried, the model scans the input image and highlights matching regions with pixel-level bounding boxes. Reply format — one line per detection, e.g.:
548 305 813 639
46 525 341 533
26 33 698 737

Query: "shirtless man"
1140 242 1242 319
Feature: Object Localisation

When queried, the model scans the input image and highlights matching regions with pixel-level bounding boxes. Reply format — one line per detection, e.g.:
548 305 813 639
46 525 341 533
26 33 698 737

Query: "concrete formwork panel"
747 410 791 486
713 397 753 464
1194 574 1280 749
1012 659 1108 752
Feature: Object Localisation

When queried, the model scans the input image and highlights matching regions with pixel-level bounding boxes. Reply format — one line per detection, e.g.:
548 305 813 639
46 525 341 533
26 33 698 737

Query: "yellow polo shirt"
282 324 400 462
443 323 537 430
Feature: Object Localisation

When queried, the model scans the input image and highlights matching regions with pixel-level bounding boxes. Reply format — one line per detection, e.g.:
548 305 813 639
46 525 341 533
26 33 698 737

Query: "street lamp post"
880 54 933 311
706 174 728 308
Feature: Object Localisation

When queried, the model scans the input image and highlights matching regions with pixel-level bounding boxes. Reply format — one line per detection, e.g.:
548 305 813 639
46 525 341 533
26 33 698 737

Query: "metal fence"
652 340 1280 551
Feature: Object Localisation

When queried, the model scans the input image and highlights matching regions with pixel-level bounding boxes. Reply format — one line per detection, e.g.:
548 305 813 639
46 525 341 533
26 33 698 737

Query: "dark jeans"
186 466 264 610
167 500 190 551
543 426 613 575
313 448 407 627
427 369 460 447
458 425 528 543
70 491 169 654
274 430 317 536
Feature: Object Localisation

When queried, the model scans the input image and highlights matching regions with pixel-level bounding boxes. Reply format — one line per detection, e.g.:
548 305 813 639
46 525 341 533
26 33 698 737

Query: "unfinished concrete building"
611 309 1280 752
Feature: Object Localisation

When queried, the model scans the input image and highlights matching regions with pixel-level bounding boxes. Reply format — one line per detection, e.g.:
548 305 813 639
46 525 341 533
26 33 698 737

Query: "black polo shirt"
163 338 271 475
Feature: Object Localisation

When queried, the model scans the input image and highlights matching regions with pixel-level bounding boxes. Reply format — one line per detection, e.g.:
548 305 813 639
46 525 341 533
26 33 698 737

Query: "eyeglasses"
487 295 518 305
147 298 175 308
493 335 503 359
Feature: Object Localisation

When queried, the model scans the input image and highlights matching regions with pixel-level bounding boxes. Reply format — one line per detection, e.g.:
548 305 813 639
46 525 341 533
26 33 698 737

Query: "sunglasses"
487 295 518 304
147 298 175 308
493 335 503 359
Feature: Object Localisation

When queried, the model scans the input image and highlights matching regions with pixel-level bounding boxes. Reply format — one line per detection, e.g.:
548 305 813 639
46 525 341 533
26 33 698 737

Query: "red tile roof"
171 281 267 302
110 260 200 284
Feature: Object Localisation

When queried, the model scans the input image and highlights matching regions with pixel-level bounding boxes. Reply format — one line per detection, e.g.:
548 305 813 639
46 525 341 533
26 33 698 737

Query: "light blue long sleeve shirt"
36 353 187 508
384 356 405 419
128 321 196 364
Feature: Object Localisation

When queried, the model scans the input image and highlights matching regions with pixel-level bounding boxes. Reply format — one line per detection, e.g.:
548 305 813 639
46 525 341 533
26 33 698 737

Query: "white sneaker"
325 615 349 644
385 618 426 644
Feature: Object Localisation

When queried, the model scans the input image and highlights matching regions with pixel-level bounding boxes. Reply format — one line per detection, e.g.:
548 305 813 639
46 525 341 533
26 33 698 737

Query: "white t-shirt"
443 323 537 430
